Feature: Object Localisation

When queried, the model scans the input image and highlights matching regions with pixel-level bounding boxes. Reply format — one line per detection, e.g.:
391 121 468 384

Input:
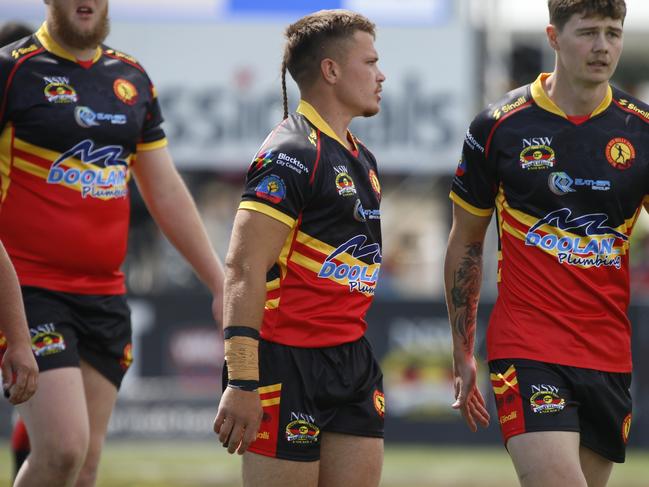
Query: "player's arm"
444 203 491 431
214 208 292 455
131 146 225 324
0 241 38 405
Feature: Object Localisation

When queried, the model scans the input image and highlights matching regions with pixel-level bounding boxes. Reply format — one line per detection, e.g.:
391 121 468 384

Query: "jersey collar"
531 72 612 120
296 100 358 153
36 22 103 65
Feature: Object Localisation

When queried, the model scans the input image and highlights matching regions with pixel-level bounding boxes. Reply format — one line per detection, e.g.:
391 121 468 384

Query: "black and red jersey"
451 73 649 373
240 100 382 348
0 23 166 294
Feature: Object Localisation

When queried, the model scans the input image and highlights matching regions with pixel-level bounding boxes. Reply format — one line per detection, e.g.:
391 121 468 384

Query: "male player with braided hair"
214 9 386 487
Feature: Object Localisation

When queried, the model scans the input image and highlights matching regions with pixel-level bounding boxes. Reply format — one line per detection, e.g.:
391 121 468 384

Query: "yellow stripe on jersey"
266 278 280 292
238 201 296 228
136 138 168 152
260 397 281 407
295 231 381 272
0 124 14 204
449 191 494 217
265 298 279 310
258 383 282 394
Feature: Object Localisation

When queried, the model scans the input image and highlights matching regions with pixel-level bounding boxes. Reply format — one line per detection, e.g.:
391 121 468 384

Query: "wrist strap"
224 326 259 392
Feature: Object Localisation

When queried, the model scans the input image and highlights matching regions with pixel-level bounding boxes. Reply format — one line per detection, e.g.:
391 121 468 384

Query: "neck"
46 21 98 62
544 68 609 116
302 91 354 150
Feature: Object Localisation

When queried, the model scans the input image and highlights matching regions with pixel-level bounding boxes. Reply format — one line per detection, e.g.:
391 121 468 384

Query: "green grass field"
1 441 647 486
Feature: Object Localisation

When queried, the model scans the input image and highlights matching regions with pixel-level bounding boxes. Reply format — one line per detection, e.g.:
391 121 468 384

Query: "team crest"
31 331 66 357
373 390 385 417
622 413 632 444
605 137 635 170
120 343 133 371
519 145 555 170
113 78 138 105
255 175 286 204
44 77 78 103
530 390 565 414
368 169 381 196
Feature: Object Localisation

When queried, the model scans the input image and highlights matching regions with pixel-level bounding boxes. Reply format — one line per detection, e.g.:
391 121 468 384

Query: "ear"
546 24 559 51
320 58 339 85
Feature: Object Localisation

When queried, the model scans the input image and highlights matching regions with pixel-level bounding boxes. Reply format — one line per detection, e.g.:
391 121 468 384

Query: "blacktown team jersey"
451 73 649 373
240 100 382 348
0 23 166 294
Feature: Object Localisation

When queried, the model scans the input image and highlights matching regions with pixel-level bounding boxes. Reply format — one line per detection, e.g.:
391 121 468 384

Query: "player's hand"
1 343 38 405
452 354 489 432
213 386 263 455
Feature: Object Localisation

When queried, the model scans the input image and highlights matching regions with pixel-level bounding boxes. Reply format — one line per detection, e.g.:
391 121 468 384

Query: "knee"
41 441 88 478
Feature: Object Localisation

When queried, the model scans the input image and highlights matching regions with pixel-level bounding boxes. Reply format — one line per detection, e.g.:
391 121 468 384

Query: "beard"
49 2 110 50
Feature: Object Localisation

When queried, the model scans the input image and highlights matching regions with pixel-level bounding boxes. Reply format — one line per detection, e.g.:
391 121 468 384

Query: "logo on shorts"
120 343 133 371
286 413 320 444
373 390 385 418
605 137 635 170
113 78 138 105
500 410 518 425
529 384 565 414
31 331 66 357
622 413 632 444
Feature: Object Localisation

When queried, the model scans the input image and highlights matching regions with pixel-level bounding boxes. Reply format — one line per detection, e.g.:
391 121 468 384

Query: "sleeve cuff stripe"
136 138 168 152
449 191 494 216
239 201 296 227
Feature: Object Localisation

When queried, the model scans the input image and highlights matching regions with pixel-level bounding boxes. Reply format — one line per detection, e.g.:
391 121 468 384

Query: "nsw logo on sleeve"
255 175 286 204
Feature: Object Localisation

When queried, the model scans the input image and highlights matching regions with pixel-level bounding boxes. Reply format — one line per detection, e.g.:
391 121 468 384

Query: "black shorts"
224 336 384 462
22 286 132 388
489 358 632 463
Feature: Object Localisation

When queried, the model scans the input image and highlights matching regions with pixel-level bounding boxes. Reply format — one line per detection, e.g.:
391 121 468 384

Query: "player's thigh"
80 360 118 464
318 432 383 487
17 367 90 456
507 431 586 487
242 451 319 487
580 445 613 487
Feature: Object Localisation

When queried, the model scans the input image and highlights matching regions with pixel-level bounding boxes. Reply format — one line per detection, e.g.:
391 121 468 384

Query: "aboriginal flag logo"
606 137 635 170
31 331 66 357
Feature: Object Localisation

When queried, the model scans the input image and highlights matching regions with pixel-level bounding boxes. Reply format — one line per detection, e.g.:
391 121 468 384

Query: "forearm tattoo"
450 242 483 353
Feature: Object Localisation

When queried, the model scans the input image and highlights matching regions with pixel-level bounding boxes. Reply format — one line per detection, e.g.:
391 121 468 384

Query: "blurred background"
1 0 649 485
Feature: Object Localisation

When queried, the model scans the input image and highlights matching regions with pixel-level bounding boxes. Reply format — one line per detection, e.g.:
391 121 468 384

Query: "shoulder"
258 114 320 167
611 86 649 125
102 46 150 76
0 35 41 69
467 84 532 151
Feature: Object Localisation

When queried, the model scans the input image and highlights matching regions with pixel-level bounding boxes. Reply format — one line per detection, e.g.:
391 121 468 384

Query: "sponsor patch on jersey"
525 208 626 269
549 172 610 195
519 145 555 170
622 413 632 444
455 157 467 177
605 137 635 170
113 78 138 105
529 384 565 414
276 152 309 175
307 128 317 147
46 139 129 199
369 169 381 196
253 150 273 170
75 106 127 128
120 343 133 371
11 44 38 59
465 130 485 153
492 96 527 120
255 175 286 204
318 235 381 296
43 76 78 103
373 390 385 417
354 199 380 222
335 172 356 197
